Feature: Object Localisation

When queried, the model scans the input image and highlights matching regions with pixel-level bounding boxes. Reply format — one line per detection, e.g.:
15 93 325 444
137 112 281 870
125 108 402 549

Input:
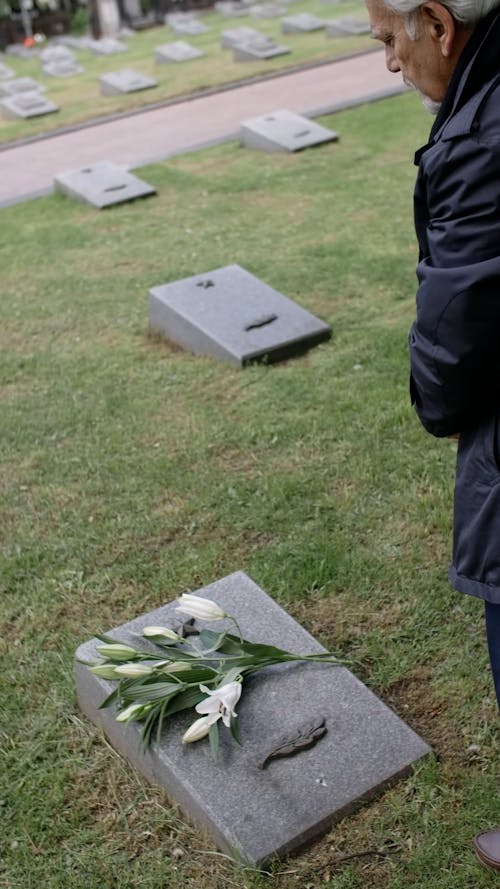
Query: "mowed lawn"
0 0 372 144
1 91 499 888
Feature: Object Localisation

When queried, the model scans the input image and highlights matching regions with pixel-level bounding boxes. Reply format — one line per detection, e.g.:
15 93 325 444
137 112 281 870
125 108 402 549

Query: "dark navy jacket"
410 8 500 604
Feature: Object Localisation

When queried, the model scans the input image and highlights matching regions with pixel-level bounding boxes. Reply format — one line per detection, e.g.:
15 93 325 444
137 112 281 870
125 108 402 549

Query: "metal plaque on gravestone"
54 161 156 209
0 77 46 97
241 109 338 153
149 264 331 365
1 92 59 120
89 37 128 55
249 3 285 17
169 19 209 35
281 12 326 32
220 26 262 48
99 68 158 95
42 61 85 78
215 1 249 16
326 16 370 35
233 35 290 60
0 62 15 79
155 41 204 63
75 571 432 867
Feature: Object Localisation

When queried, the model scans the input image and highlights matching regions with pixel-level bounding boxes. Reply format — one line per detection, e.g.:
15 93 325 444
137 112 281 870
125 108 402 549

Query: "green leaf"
198 629 228 654
164 687 206 716
98 688 119 709
121 681 184 703
208 721 219 763
230 714 241 746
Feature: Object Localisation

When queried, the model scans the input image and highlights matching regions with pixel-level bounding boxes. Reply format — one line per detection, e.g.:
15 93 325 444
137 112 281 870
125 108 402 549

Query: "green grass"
1 91 499 888
0 0 373 144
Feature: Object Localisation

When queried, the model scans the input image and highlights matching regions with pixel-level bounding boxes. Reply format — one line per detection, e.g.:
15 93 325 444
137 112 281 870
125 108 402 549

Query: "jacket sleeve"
410 131 500 437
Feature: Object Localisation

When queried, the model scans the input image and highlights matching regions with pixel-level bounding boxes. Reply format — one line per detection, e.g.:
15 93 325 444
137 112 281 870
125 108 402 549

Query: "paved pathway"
0 50 404 207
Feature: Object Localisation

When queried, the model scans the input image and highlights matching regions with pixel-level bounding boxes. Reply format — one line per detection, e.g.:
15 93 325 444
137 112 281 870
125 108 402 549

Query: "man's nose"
385 46 400 73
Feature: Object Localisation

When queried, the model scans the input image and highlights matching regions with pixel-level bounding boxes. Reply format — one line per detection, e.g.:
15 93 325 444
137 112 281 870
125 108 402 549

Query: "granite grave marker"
233 35 290 60
1 91 59 119
155 41 204 62
99 68 158 95
89 37 128 55
0 77 45 97
75 571 432 866
241 108 338 153
149 263 331 365
281 12 326 32
54 160 156 208
326 16 370 35
220 25 263 47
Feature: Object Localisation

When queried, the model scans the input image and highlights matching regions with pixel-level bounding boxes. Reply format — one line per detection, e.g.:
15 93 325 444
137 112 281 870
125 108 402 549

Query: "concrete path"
0 50 404 207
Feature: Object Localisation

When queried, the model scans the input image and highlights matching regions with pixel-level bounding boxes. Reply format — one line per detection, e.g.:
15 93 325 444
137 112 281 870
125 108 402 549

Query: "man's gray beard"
404 76 441 115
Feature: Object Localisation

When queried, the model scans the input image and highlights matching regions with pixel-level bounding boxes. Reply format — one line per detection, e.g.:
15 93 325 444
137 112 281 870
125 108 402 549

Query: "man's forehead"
366 0 401 33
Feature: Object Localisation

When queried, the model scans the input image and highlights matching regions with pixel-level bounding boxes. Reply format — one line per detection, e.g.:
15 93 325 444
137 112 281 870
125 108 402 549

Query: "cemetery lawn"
1 91 499 888
0 0 372 145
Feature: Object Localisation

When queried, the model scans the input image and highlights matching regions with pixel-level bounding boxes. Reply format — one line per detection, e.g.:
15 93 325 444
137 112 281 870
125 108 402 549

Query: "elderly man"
366 0 500 871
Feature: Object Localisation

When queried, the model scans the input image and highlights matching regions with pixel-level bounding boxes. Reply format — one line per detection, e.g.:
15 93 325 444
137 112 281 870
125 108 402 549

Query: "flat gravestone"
75 571 432 867
281 12 326 32
249 3 285 16
155 41 204 63
164 10 197 24
39 45 76 64
326 16 370 35
56 35 93 49
149 263 331 365
42 60 85 78
0 62 15 79
220 25 263 48
54 161 156 209
215 1 249 16
1 91 59 120
5 43 39 58
89 37 128 55
99 68 158 95
0 77 46 97
169 19 209 35
241 109 338 153
233 35 290 60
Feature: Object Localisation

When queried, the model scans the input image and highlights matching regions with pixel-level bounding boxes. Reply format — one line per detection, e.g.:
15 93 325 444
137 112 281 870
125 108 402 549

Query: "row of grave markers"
0 10 370 119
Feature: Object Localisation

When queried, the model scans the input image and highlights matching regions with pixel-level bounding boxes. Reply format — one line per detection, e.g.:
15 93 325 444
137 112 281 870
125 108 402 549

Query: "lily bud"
95 642 137 661
89 663 120 679
176 594 226 622
114 663 153 678
142 626 180 641
116 703 146 723
182 714 218 743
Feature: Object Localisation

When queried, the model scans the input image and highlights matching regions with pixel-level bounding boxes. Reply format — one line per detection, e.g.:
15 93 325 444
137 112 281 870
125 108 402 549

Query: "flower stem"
226 614 243 643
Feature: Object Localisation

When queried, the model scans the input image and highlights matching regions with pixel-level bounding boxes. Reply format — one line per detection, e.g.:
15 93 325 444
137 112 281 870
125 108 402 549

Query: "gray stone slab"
220 25 263 47
169 19 210 35
0 77 46 97
75 571 432 867
99 67 158 95
89 37 128 54
148 263 331 365
39 45 76 64
215 1 249 16
1 91 59 120
56 35 93 49
0 62 15 79
248 2 285 16
164 10 197 25
326 16 370 35
5 43 39 58
281 12 326 32
233 35 290 60
42 61 85 78
54 160 156 209
241 108 338 153
155 41 204 62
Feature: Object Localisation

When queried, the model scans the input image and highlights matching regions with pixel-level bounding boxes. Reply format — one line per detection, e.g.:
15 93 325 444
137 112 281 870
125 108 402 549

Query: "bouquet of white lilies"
82 594 343 760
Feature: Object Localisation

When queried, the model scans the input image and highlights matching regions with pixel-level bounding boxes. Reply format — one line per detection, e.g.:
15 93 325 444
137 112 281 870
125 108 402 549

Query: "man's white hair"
385 0 500 37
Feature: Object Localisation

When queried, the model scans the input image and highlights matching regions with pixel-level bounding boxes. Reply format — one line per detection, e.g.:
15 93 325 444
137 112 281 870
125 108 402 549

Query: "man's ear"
420 1 456 56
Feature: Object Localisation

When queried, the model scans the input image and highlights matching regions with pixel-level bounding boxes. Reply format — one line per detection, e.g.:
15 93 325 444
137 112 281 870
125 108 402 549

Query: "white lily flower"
175 593 226 622
195 681 242 728
114 663 153 678
182 713 220 743
95 642 137 661
142 626 180 641
162 661 189 673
